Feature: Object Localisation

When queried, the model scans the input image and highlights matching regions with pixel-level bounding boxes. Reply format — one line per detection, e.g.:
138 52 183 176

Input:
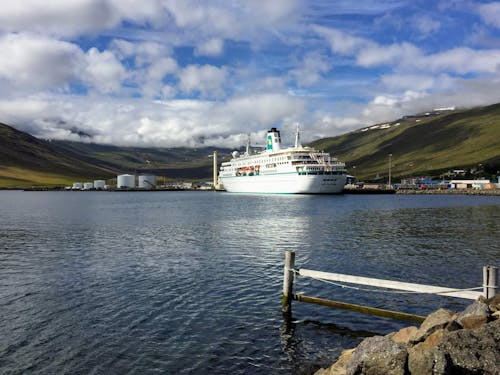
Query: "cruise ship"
218 127 347 194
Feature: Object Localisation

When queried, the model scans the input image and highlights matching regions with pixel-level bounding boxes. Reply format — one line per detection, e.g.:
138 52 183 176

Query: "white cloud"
357 42 422 67
312 25 371 55
162 0 302 45
248 76 288 93
107 0 168 27
111 39 171 67
0 0 117 37
0 33 83 91
413 14 441 37
478 2 500 29
220 94 305 126
138 58 179 98
0 0 168 37
290 52 332 87
2 1 500 149
380 73 455 92
422 47 500 74
84 48 127 93
0 92 305 148
0 33 129 95
147 58 178 81
178 65 228 97
195 38 224 56
315 26 500 76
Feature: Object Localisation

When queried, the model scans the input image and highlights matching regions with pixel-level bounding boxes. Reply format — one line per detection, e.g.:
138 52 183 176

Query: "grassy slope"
311 103 500 180
0 123 117 187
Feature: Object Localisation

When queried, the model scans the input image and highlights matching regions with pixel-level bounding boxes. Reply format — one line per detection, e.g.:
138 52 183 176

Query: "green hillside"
311 103 500 181
0 123 116 187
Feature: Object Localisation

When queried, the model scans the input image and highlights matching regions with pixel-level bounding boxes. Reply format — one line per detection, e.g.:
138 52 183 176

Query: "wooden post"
483 265 498 299
282 251 295 316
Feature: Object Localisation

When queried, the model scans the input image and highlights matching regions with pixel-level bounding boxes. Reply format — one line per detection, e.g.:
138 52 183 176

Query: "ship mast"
245 133 251 155
294 124 302 149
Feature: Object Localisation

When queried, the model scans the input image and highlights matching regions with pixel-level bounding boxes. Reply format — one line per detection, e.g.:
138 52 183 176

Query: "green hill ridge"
311 103 500 181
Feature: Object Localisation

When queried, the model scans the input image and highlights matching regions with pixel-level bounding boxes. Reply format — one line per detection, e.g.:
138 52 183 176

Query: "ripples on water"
0 191 499 374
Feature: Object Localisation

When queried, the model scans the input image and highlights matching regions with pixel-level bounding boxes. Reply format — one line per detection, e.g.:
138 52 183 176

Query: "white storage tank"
94 180 106 190
83 182 94 190
72 182 83 190
117 174 135 189
138 175 157 189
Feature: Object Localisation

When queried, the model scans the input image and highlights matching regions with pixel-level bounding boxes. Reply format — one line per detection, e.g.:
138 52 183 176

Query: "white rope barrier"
295 268 483 300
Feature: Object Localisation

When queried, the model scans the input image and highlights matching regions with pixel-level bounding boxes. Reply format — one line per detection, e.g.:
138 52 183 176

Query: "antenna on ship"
245 133 251 155
294 123 302 149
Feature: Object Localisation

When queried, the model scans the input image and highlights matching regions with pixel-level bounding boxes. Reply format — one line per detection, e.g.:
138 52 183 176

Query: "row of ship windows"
233 155 317 167
232 161 290 168
231 156 326 168
298 171 344 175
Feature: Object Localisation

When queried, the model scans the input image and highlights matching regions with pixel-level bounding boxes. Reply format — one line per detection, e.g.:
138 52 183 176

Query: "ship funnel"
266 127 281 152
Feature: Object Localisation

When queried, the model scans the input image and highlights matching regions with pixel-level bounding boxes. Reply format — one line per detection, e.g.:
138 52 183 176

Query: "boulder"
407 329 447 375
438 318 500 374
456 300 490 329
486 294 500 312
410 308 455 344
407 344 447 375
345 336 407 375
315 349 355 375
315 297 500 375
389 326 418 344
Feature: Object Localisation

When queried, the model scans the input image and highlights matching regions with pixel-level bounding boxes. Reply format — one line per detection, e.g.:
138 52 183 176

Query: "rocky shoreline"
315 295 500 375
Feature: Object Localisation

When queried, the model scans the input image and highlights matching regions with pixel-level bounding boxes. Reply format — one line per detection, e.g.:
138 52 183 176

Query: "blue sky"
1 0 500 147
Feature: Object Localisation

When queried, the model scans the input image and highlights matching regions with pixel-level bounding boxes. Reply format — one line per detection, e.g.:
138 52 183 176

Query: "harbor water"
1 191 499 374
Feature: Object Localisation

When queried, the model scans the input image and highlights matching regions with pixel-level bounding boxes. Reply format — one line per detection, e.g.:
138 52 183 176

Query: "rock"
407 344 447 375
316 298 500 375
456 300 490 329
421 329 445 349
438 318 500 374
487 294 500 312
407 328 447 374
389 326 418 344
315 349 355 375
411 308 455 344
459 315 489 329
345 336 407 375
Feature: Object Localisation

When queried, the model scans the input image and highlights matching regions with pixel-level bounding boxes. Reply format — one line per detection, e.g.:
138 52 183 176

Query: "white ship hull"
220 173 347 194
218 127 348 194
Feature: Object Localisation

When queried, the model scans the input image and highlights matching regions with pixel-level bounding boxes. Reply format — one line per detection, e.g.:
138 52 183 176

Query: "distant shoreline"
396 189 500 196
343 187 500 196
0 187 499 196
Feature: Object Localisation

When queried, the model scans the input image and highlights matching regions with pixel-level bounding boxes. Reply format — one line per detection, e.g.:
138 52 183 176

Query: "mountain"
311 103 500 181
0 122 229 187
1 102 500 187
0 123 116 187
48 140 225 180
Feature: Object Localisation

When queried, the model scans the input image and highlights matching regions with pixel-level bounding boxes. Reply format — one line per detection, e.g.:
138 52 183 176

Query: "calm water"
0 191 499 374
